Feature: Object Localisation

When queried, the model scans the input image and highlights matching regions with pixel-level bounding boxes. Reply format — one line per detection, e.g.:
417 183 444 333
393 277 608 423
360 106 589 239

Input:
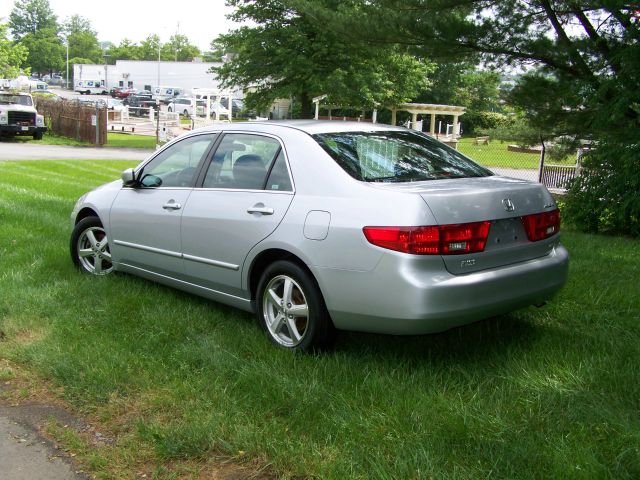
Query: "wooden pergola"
390 103 466 138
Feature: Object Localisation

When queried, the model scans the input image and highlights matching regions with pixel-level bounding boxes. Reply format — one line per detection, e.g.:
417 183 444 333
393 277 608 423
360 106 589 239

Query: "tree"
161 34 200 61
300 0 640 235
301 0 638 134
9 0 57 40
138 34 160 61
0 23 29 78
106 39 140 62
213 0 432 118
18 27 64 75
63 15 102 63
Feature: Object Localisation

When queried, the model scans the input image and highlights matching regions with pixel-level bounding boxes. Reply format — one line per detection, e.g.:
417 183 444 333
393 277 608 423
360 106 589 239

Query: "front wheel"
33 131 43 140
70 216 114 275
168 107 172 112
256 260 335 351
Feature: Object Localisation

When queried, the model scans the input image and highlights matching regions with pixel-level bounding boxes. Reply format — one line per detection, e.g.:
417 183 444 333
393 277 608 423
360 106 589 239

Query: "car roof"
193 120 406 135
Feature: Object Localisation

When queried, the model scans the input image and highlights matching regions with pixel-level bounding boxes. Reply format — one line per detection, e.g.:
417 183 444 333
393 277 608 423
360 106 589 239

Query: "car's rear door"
109 134 216 277
180 132 295 296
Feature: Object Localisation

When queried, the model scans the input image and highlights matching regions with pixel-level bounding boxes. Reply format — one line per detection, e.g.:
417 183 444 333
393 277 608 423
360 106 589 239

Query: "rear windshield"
313 130 492 182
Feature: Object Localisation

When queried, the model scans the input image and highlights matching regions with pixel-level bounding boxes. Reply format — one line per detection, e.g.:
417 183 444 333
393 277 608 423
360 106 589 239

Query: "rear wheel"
168 107 172 112
183 109 189 117
256 260 335 351
70 216 114 275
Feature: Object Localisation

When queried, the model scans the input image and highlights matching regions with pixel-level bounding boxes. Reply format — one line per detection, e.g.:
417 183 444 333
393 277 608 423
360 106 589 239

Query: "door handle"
163 202 182 210
247 206 274 215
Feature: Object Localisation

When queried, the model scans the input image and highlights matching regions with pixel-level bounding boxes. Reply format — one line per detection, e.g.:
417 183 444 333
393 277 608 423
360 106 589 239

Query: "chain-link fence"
456 136 580 192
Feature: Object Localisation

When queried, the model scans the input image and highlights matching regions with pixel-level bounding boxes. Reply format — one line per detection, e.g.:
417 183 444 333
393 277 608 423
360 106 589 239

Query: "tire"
70 216 114 276
168 107 172 112
183 109 189 117
33 131 43 140
256 260 335 351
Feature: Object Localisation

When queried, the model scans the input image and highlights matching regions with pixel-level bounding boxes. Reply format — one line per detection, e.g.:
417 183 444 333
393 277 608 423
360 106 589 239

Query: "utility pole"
66 41 69 90
157 38 161 88
175 22 179 62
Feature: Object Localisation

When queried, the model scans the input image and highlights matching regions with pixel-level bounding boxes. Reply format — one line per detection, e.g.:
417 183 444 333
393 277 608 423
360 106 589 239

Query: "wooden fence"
33 97 108 145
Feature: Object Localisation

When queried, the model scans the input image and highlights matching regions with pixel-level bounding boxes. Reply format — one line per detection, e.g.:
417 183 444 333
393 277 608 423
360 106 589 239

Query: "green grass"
1 132 155 149
458 137 576 169
106 133 156 149
3 131 92 147
1 160 639 479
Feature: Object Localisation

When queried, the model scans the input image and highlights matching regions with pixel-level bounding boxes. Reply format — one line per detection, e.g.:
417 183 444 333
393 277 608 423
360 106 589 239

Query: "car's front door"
180 133 295 296
109 134 216 277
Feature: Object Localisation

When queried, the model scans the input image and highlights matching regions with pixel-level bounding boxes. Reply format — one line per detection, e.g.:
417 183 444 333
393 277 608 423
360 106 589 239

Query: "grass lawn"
2 132 156 149
105 133 156 149
1 160 639 479
458 137 576 169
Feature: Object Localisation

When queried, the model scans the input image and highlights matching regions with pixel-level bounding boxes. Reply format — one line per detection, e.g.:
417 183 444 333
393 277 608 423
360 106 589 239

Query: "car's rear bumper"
317 243 569 335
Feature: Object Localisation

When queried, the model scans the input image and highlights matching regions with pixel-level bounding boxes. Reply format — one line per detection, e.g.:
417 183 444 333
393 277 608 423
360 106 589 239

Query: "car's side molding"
113 239 240 271
114 239 181 258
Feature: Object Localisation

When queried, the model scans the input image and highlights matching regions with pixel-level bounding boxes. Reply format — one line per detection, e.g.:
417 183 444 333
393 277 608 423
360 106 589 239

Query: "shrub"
564 139 640 237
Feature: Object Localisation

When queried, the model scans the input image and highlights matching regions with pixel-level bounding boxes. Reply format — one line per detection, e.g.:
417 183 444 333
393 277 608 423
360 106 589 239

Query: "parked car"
167 97 194 116
113 87 137 99
106 98 126 111
123 95 157 117
69 121 569 351
219 97 245 117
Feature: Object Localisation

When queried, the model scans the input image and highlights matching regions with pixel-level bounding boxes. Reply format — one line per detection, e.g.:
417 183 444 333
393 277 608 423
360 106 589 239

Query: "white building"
73 59 227 93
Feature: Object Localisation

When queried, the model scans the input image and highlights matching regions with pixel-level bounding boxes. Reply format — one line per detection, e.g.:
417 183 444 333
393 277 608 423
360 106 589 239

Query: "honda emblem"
502 198 515 212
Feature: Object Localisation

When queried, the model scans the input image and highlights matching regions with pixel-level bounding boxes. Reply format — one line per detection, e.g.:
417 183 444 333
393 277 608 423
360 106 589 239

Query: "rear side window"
313 130 492 182
203 133 281 190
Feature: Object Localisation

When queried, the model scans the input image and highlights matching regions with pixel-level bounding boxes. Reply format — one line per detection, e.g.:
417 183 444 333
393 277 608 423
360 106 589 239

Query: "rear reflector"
363 221 491 255
521 209 561 241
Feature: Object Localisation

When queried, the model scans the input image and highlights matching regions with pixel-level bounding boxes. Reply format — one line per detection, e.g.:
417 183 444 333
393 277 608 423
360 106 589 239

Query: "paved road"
0 384 89 480
0 143 152 161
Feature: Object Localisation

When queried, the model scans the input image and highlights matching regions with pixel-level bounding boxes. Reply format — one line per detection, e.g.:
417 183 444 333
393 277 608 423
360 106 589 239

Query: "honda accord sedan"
70 121 569 351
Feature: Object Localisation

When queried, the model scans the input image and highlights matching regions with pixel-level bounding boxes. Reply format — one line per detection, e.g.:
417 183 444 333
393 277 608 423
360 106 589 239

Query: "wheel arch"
74 207 100 225
247 248 317 303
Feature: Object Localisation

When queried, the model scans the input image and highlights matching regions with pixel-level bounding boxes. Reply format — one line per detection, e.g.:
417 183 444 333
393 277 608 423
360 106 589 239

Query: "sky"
0 0 239 51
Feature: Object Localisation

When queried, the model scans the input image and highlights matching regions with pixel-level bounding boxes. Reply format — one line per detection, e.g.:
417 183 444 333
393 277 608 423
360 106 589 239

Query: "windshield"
313 130 492 182
0 94 33 106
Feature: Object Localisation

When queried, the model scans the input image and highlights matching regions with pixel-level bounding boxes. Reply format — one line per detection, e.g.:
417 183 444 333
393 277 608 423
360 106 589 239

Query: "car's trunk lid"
372 176 559 274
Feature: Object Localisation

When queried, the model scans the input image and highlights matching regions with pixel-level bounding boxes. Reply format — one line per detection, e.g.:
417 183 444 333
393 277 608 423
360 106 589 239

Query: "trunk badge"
502 198 515 212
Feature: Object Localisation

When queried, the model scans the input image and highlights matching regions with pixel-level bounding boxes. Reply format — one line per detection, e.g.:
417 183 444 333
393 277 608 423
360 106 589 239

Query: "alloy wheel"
262 274 309 347
76 226 113 275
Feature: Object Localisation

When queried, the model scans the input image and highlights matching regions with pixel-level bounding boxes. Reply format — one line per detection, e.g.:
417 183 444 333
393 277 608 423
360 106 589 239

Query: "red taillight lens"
521 209 561 241
363 221 491 255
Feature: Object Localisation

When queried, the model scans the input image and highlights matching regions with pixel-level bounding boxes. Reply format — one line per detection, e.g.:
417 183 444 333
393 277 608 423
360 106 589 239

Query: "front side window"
139 135 215 188
313 130 493 182
203 134 282 190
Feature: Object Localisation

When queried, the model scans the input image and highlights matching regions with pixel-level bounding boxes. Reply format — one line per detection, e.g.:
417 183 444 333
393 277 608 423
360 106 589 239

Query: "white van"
75 80 108 95
153 86 182 104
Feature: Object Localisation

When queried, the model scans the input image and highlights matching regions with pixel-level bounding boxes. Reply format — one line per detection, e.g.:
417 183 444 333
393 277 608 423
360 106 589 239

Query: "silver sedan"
70 121 569 351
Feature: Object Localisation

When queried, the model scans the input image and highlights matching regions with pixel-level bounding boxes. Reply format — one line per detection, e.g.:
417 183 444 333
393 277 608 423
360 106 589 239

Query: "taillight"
363 221 491 255
521 209 560 241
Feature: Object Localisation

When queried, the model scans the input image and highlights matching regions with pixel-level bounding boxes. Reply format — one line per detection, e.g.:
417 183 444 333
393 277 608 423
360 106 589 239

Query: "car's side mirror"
121 168 137 187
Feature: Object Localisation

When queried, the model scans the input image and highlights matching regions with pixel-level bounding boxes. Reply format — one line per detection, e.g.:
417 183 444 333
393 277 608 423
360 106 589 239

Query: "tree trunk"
299 92 313 119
